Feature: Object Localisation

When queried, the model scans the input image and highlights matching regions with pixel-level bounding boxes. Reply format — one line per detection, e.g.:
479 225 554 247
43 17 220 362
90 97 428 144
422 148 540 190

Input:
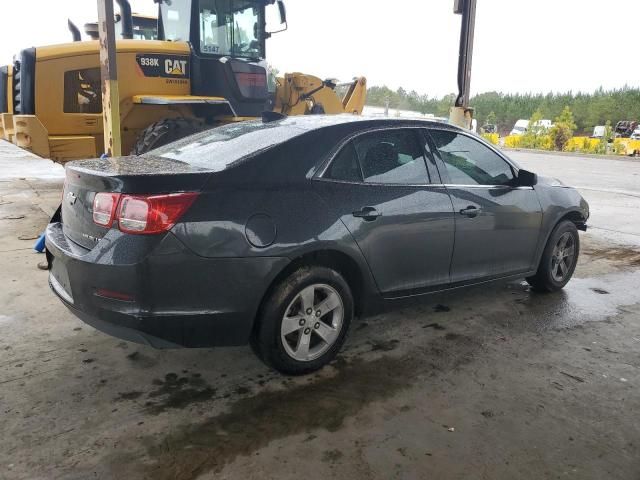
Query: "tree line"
365 85 640 134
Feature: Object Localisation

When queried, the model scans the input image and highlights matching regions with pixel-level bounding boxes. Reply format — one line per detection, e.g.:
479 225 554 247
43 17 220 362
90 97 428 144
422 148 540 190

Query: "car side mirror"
517 169 537 187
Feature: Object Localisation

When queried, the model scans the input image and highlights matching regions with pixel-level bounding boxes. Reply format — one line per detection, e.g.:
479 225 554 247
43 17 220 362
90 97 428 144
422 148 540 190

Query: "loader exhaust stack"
68 20 81 42
115 0 133 39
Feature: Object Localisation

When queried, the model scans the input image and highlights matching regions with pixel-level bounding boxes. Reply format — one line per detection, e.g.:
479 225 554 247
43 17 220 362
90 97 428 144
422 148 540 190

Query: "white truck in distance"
592 126 607 138
510 119 553 136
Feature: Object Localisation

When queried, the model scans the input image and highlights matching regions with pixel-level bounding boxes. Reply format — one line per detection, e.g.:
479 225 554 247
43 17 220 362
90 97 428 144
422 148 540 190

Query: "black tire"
526 220 580 292
131 117 204 155
251 266 353 375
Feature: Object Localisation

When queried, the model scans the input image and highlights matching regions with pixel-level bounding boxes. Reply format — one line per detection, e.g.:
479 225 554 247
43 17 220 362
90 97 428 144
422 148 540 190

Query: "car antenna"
262 111 287 123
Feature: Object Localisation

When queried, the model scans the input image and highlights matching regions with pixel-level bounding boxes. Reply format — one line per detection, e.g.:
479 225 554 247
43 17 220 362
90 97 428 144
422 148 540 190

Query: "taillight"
117 192 199 235
93 193 121 227
92 192 198 234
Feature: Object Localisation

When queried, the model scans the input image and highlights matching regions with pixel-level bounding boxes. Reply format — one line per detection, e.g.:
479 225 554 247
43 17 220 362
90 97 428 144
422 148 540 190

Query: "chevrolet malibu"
46 116 589 374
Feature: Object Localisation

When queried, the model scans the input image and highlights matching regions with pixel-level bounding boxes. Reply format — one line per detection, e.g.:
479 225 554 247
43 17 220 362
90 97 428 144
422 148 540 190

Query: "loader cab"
84 14 159 40
157 0 286 116
127 14 158 40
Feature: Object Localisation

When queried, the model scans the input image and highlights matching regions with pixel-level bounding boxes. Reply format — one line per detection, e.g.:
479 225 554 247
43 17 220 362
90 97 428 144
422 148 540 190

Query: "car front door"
427 128 543 283
314 128 455 296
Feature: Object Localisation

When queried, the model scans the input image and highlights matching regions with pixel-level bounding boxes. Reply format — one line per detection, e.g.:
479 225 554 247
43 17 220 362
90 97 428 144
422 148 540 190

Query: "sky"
0 0 638 98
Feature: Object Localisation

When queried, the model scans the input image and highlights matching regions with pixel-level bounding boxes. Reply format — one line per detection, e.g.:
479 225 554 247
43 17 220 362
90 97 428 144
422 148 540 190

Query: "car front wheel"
527 220 580 292
252 266 353 375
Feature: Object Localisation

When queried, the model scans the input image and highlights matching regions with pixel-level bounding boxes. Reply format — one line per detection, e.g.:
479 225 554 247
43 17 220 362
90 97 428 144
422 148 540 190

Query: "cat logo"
165 59 188 76
135 54 190 79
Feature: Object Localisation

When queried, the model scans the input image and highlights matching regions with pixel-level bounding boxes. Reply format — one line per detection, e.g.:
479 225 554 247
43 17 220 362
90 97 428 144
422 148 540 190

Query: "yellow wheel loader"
0 0 366 163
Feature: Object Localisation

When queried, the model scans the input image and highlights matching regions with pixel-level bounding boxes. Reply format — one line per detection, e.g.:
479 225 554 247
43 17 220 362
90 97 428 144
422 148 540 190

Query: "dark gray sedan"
46 116 589 374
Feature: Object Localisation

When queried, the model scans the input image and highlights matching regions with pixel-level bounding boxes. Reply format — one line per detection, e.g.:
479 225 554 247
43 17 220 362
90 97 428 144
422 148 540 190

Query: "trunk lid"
62 155 211 250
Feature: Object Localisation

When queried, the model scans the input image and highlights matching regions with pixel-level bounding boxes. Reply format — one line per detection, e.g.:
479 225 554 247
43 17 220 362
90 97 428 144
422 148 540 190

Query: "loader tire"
131 118 204 155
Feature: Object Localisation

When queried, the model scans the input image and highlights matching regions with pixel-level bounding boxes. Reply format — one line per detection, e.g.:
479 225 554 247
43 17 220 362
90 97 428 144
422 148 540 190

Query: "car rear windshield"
151 121 307 171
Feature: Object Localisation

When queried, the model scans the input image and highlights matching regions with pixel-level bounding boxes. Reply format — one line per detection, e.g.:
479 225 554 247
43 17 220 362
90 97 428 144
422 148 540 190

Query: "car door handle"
353 207 381 221
459 206 480 218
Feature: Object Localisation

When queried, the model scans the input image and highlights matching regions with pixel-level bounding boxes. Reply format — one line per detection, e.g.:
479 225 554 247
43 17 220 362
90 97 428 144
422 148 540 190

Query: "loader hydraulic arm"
274 73 367 116
341 77 367 114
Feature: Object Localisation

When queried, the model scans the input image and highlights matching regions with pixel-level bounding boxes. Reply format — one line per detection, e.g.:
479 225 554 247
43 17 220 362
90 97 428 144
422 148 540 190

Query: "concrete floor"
1 143 639 480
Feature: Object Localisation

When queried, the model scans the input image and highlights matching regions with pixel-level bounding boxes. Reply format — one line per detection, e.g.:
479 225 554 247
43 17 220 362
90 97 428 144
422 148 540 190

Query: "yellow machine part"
13 115 51 158
12 39 367 163
34 41 193 140
131 94 235 114
341 77 368 114
13 114 99 162
49 136 97 162
6 65 13 113
1 113 14 142
17 40 196 158
274 73 367 116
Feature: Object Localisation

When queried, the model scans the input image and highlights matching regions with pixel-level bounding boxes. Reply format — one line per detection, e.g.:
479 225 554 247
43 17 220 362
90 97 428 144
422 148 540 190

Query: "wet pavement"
0 141 64 181
0 143 639 479
510 150 640 247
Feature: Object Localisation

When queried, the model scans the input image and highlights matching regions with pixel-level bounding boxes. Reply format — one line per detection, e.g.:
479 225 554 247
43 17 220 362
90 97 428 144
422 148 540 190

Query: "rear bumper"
53 293 183 349
45 222 289 348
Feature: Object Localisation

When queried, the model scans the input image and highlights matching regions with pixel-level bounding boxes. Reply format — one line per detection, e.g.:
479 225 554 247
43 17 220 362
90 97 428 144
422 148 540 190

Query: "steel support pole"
450 0 477 130
455 0 477 108
97 0 122 157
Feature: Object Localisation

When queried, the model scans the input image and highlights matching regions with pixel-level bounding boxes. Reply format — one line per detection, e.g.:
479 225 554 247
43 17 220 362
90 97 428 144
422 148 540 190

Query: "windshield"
199 0 264 58
132 16 158 40
159 0 264 58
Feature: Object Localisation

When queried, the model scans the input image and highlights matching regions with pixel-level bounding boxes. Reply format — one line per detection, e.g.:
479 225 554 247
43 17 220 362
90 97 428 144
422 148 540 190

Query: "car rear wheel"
131 117 204 155
526 220 580 292
252 266 353 375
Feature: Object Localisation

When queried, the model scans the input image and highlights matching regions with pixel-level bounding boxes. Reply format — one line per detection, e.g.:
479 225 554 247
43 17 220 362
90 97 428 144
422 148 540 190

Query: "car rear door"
427 128 542 283
314 127 455 296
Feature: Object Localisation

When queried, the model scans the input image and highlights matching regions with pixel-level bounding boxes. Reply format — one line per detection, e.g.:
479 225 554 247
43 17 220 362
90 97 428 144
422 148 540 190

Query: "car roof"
150 115 463 173
264 114 458 132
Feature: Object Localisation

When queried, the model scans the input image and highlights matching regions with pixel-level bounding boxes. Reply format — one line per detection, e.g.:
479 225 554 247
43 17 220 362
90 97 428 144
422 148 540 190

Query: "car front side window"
430 130 515 186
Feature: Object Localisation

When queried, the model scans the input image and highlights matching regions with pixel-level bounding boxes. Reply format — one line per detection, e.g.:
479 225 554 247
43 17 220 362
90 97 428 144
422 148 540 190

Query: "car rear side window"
429 130 515 186
324 143 363 182
325 129 430 185
154 121 306 171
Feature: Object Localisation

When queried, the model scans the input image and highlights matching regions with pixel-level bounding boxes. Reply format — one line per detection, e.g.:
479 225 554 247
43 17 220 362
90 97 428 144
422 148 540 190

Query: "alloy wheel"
280 283 344 362
550 232 576 282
